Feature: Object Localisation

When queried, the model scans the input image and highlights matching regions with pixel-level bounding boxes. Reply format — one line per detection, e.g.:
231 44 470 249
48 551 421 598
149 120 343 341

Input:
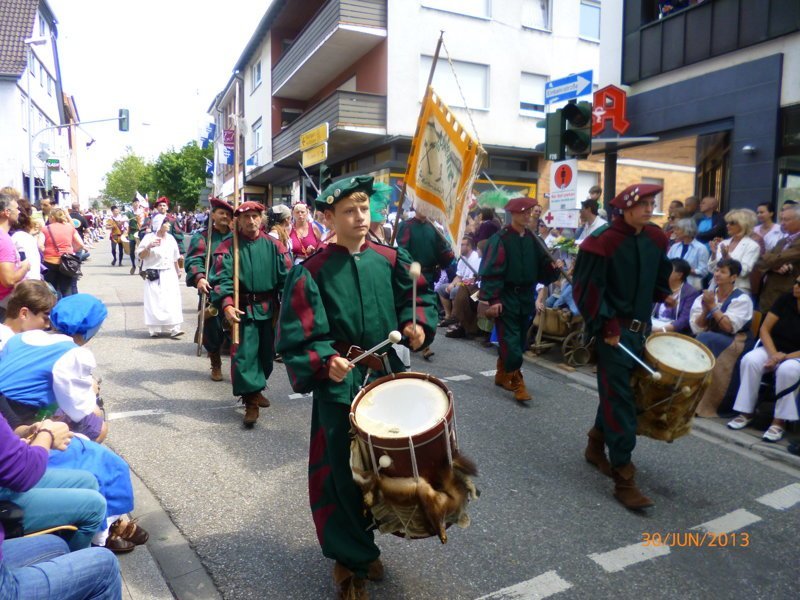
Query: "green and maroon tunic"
572 219 671 466
396 217 455 288
186 227 232 353
276 240 437 576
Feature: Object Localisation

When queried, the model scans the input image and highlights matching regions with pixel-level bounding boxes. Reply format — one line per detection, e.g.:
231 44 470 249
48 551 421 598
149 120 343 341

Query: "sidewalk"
522 349 800 471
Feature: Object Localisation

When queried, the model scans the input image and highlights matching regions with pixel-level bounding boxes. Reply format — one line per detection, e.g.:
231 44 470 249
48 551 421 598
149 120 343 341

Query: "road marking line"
107 409 167 421
588 541 669 573
445 374 473 381
475 570 573 599
691 509 762 534
480 370 497 376
288 393 312 400
755 483 800 510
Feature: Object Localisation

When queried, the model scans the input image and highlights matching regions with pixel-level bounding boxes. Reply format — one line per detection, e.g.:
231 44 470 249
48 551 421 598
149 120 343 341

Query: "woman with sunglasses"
707 209 761 293
727 279 800 442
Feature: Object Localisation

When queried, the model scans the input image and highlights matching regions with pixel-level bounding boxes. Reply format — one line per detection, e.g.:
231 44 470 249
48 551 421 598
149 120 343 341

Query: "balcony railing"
272 90 386 163
272 0 387 99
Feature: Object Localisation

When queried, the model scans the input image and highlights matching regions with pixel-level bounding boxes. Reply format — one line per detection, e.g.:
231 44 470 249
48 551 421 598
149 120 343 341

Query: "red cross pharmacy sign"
592 85 631 136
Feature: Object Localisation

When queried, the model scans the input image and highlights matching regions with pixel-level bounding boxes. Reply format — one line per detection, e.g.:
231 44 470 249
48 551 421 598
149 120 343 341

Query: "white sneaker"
762 425 784 443
727 415 753 430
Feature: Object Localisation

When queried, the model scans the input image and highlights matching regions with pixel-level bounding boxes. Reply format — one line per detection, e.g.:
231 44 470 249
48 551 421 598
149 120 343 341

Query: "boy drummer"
276 176 437 599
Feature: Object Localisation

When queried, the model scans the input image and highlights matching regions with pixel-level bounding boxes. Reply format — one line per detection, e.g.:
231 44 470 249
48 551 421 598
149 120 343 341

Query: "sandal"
762 425 785 443
726 415 753 430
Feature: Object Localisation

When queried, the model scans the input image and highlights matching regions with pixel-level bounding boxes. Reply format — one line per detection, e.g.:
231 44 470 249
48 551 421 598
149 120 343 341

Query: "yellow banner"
404 86 485 252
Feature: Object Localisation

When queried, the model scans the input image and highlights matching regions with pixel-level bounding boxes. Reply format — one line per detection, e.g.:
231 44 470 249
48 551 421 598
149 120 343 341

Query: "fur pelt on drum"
350 438 478 544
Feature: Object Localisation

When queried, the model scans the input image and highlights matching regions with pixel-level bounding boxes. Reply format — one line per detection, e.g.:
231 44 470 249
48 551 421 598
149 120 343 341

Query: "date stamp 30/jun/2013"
641 532 751 548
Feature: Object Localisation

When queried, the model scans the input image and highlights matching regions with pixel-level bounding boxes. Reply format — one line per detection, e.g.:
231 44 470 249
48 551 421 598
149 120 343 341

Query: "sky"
49 0 273 201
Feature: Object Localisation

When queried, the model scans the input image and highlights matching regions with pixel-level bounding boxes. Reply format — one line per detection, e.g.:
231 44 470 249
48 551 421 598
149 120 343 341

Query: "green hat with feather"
369 182 393 223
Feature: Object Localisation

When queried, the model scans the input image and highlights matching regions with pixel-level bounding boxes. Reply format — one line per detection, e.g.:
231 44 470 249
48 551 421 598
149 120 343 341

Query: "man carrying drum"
276 175 437 599
573 184 672 510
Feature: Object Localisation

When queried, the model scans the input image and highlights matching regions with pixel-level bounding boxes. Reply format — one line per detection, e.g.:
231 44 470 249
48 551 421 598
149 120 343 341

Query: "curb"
123 469 222 600
522 352 800 472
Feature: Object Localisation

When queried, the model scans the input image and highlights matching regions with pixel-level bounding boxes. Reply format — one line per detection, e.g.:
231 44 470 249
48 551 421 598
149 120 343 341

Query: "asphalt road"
81 245 800 600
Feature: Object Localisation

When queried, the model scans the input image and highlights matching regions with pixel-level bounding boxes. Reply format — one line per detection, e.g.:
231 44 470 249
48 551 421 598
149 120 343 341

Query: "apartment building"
598 0 800 210
211 0 605 206
0 0 73 204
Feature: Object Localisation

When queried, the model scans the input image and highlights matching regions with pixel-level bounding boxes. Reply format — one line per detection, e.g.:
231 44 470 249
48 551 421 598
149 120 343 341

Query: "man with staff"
185 198 233 381
572 184 672 510
276 175 437 600
209 201 289 427
478 197 562 403
396 212 455 360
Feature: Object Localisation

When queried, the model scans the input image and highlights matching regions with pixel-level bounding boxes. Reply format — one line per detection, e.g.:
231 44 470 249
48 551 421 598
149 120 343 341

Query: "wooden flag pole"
232 78 241 345
390 30 445 246
196 181 216 356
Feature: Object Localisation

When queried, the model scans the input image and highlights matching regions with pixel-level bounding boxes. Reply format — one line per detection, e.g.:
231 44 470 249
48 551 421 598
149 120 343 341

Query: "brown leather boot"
366 558 384 582
510 370 532 402
612 463 654 510
333 562 368 600
584 427 612 476
242 393 260 428
494 358 506 387
256 392 270 408
209 352 223 382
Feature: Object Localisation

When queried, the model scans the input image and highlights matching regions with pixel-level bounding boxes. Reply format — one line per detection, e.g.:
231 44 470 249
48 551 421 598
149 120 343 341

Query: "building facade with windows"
210 0 603 207
598 0 800 211
0 0 72 204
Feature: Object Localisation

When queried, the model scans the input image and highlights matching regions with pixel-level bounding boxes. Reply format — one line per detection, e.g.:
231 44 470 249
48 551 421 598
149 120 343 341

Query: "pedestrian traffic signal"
562 100 592 157
118 109 129 132
535 109 565 162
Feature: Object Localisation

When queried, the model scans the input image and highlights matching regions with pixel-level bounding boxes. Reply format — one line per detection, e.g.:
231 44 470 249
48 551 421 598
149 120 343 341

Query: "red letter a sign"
592 85 631 136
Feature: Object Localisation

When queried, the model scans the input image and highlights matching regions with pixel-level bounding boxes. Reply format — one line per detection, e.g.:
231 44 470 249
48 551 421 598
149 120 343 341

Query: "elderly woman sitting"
707 209 761 294
651 258 700 335
691 258 755 417
727 282 800 442
666 218 709 289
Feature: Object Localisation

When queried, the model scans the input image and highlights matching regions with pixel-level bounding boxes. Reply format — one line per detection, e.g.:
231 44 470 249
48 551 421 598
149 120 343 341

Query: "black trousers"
128 238 137 266
110 240 123 263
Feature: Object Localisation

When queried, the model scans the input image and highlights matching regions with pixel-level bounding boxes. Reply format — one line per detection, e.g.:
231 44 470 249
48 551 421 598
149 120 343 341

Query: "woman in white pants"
136 220 184 338
728 283 800 442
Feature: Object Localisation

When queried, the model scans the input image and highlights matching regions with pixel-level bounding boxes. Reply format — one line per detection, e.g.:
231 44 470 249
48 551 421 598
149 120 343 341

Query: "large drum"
349 372 477 542
632 332 715 442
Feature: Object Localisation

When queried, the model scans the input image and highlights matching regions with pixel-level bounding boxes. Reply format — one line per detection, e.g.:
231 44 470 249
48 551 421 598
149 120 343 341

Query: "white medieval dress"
136 232 183 335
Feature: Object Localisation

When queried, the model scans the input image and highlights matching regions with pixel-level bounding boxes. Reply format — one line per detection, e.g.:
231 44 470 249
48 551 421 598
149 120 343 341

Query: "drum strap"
408 437 420 481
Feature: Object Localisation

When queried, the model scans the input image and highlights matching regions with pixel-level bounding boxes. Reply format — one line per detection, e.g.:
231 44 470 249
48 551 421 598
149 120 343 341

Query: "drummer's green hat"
315 175 374 211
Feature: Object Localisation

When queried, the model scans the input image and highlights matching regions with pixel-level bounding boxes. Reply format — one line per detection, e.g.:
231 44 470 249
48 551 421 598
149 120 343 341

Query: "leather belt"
332 341 389 372
239 292 272 310
617 317 650 334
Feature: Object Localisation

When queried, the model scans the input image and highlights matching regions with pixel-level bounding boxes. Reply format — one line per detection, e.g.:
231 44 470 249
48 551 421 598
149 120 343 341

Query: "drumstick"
348 331 403 367
617 342 662 381
409 262 421 331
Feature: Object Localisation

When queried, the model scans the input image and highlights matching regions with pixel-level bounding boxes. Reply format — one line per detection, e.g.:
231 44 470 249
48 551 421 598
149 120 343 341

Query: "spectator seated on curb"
651 258 700 335
0 413 123 599
691 259 755 417
0 293 108 442
440 236 481 333
727 285 800 443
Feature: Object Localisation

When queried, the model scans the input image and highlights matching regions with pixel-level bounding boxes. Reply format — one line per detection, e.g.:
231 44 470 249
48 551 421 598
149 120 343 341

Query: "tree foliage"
101 147 153 206
101 142 212 211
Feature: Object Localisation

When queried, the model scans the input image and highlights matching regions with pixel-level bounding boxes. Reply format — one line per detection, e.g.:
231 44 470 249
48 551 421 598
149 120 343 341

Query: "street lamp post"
24 36 48 205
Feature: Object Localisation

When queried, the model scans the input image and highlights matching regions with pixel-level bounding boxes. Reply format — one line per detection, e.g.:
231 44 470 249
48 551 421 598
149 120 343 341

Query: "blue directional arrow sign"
544 70 593 106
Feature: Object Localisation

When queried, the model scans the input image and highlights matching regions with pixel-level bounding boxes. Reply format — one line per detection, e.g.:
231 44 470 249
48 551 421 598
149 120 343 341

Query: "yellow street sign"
302 142 328 168
300 122 329 151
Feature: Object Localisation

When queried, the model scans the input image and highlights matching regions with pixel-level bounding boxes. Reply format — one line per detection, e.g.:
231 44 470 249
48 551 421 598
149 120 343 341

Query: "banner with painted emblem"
404 86 485 253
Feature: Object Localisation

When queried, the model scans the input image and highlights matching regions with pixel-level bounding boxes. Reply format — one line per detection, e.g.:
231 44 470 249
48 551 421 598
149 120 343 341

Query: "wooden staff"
390 30 445 246
232 79 241 345
195 193 216 356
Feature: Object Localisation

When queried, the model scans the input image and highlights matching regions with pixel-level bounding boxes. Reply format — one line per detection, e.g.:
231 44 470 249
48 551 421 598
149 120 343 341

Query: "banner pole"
390 30 445 246
232 78 241 346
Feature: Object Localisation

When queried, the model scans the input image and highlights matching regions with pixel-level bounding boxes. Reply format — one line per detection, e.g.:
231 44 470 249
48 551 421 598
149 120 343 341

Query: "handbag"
144 269 160 281
46 225 82 279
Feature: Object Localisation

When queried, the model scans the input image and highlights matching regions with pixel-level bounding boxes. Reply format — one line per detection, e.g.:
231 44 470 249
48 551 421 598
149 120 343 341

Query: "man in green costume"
572 183 672 510
276 175 436 599
209 201 290 427
396 211 454 359
479 197 561 402
186 198 233 382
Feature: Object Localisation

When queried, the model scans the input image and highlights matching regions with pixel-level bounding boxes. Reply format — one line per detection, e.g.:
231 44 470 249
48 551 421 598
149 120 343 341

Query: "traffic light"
535 109 565 162
118 108 129 132
562 100 592 157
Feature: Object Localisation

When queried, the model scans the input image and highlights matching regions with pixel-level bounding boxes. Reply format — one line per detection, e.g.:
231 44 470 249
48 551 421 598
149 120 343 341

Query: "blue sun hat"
50 293 108 341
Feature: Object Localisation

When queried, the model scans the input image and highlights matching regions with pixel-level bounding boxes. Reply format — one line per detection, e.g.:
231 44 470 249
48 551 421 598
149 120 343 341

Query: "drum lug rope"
367 432 380 477
442 418 453 468
408 436 420 482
